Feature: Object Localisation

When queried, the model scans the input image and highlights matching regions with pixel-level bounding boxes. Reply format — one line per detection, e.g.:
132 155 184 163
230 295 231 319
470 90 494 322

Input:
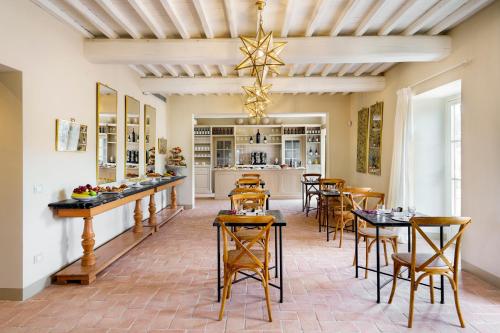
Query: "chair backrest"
236 178 261 188
410 217 472 275
217 215 275 269
342 187 373 211
302 173 321 182
320 178 345 191
242 173 260 179
231 193 267 211
231 187 265 195
362 191 385 210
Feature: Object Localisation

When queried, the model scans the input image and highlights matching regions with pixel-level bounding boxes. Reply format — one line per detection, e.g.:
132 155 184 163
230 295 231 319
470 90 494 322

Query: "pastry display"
97 184 128 193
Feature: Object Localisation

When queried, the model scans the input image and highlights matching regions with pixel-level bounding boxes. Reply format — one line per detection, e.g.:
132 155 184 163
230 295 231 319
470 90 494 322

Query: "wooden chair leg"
305 195 310 217
383 240 389 266
227 272 234 299
263 273 273 322
447 276 465 328
219 272 231 320
315 198 319 219
429 275 435 304
388 263 401 304
339 219 344 248
408 272 416 328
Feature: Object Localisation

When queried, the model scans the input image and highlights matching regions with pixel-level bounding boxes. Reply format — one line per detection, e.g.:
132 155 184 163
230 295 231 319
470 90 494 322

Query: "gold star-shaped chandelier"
235 0 286 119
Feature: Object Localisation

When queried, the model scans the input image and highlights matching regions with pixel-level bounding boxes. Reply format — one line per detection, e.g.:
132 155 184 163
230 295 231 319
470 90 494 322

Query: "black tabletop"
301 180 320 185
212 210 286 227
48 176 186 209
352 209 437 227
228 189 271 197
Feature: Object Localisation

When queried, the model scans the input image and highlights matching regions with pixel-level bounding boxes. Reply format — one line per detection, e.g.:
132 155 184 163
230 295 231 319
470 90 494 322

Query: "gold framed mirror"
96 82 118 184
144 105 156 174
125 95 140 179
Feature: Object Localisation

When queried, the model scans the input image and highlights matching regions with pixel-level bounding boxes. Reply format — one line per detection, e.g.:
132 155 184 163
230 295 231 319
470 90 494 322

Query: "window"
449 98 461 216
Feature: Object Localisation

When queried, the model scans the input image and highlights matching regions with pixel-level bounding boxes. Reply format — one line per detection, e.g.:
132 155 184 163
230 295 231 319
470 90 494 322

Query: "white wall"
348 2 500 279
413 98 447 216
0 0 169 297
167 94 351 207
0 70 23 294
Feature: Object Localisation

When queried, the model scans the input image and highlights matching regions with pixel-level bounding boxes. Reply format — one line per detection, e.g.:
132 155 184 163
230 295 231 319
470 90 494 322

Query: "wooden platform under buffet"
48 176 185 285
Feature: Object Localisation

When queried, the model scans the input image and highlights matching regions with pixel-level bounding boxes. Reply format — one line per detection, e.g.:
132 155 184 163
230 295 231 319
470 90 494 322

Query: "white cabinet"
195 166 212 195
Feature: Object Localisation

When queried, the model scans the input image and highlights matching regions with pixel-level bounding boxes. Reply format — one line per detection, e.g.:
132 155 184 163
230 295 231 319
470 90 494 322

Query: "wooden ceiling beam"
354 63 374 76
330 0 360 36
96 0 142 38
199 64 212 77
161 64 179 77
218 65 228 77
281 0 296 38
192 0 214 38
128 0 166 39
140 76 386 94
223 0 238 38
305 0 329 37
129 64 146 77
144 64 162 77
84 36 451 65
371 62 395 75
378 0 418 36
355 0 387 36
304 64 317 77
160 0 190 39
427 0 494 35
181 64 195 77
32 0 94 38
403 0 467 36
66 0 118 38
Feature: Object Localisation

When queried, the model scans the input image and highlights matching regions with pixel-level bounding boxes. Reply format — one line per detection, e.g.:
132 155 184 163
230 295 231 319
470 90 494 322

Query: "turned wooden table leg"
171 186 177 209
133 198 143 233
148 193 157 231
81 217 96 266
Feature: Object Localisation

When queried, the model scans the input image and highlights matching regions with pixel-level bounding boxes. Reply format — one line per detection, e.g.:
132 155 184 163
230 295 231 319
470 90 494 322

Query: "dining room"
1 0 500 332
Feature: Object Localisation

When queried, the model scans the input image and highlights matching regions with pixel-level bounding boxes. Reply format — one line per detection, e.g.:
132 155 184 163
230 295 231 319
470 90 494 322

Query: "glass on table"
376 204 385 214
408 206 416 217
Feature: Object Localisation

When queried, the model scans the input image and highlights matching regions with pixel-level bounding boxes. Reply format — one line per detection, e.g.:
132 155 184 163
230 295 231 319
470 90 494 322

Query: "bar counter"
213 167 304 199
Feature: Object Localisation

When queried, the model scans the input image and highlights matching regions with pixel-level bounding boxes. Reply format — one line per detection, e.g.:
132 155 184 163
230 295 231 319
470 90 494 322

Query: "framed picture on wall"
356 107 369 173
368 102 383 175
158 138 168 154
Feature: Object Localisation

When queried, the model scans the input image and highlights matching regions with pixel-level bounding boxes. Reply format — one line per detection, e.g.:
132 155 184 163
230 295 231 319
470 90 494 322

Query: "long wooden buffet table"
48 176 185 284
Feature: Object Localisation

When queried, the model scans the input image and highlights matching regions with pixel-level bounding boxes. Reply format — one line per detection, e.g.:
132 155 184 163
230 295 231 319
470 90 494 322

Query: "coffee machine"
251 151 267 165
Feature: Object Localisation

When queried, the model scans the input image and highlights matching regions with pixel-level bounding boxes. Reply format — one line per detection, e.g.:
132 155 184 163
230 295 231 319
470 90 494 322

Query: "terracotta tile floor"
1 199 500 332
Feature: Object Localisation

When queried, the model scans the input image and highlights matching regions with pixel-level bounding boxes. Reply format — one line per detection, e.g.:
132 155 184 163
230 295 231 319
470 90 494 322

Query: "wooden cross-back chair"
302 173 321 217
217 215 275 322
347 191 398 277
230 192 268 248
231 187 265 195
388 216 472 328
334 187 372 248
242 173 260 179
236 178 261 188
231 192 267 211
318 178 345 231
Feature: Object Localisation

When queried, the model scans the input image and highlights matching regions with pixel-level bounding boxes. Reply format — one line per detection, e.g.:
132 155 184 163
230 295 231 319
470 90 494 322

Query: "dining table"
213 209 286 303
352 209 447 304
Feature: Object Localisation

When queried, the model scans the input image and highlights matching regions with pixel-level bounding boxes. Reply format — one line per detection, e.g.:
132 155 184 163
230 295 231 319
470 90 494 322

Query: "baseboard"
0 276 50 301
0 288 22 301
462 259 500 288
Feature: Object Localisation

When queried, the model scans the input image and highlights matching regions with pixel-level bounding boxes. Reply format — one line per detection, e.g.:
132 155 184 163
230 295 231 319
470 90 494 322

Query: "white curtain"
387 87 415 242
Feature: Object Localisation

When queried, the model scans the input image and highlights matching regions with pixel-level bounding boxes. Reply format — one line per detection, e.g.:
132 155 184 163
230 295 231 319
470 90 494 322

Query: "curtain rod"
409 59 470 88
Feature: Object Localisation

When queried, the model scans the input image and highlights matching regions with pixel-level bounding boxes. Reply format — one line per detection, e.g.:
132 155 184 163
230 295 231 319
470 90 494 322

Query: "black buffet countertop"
48 176 186 209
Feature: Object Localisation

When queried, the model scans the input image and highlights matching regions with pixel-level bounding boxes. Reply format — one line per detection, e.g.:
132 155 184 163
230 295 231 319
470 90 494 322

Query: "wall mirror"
144 105 156 174
125 96 140 179
96 83 118 184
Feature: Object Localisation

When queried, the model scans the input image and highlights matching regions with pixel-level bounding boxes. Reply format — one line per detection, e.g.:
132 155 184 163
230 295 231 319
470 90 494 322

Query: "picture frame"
356 107 369 173
368 102 384 175
158 138 168 154
56 119 87 152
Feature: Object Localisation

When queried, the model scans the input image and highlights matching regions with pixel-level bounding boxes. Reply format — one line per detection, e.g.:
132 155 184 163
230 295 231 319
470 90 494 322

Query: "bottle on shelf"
132 129 136 142
315 149 319 156
256 129 261 144
309 147 313 156
263 136 267 144
249 136 253 144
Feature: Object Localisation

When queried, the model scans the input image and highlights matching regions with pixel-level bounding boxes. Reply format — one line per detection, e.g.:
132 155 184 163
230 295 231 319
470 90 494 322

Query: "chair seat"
227 249 270 268
306 190 320 195
359 227 398 238
392 252 447 268
235 228 264 241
